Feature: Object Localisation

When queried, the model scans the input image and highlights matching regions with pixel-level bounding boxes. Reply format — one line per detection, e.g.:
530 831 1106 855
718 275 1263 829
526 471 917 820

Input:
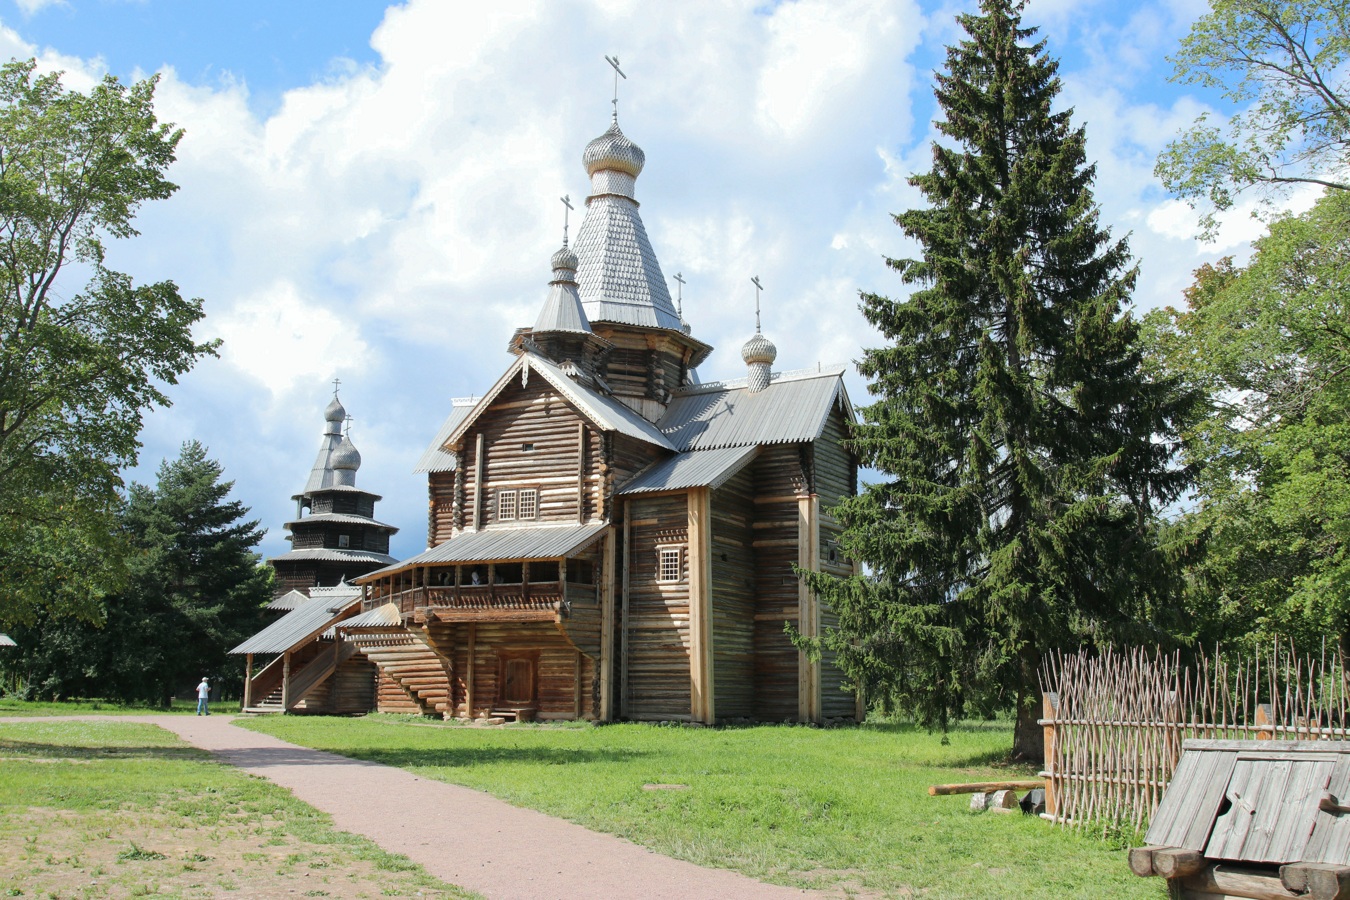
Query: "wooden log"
970 791 995 812
1128 846 1159 878
1182 863 1302 900
929 779 1045 796
1153 849 1206 879
1282 863 1350 900
989 789 1019 812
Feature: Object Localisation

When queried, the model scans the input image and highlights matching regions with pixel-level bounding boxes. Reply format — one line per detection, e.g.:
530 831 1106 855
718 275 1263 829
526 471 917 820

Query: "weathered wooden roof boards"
268 393 399 596
348 106 860 727
1133 739 1350 900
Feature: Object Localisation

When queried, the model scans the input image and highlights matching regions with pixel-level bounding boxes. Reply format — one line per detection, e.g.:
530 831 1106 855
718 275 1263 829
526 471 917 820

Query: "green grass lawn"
0 718 478 899
245 715 1167 899
0 696 237 716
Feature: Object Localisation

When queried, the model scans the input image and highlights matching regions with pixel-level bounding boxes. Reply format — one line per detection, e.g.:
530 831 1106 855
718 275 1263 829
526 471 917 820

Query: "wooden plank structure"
343 109 861 725
1133 740 1350 899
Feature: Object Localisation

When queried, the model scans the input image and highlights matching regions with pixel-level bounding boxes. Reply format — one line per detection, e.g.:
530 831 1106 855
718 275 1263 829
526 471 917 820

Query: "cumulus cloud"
2 0 1292 560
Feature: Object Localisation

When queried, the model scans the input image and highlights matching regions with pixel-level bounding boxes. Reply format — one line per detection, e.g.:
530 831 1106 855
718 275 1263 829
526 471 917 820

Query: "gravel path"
9 714 820 900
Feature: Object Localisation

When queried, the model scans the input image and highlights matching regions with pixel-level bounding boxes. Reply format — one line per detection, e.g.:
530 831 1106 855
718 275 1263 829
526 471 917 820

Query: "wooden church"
339 108 861 725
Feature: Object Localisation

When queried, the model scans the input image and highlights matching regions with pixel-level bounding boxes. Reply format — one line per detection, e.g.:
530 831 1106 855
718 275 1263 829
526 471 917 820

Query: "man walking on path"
195 677 210 715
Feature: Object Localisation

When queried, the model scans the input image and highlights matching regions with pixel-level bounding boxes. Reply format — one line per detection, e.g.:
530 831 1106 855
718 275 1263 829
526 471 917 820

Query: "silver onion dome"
551 244 579 275
741 331 778 366
332 434 362 472
583 121 645 178
324 395 346 424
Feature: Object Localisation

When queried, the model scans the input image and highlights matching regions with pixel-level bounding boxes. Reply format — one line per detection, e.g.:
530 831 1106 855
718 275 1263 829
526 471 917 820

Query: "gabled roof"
266 589 310 612
659 365 853 451
617 445 760 496
331 602 402 634
413 398 477 474
444 352 675 452
358 522 609 581
230 594 360 656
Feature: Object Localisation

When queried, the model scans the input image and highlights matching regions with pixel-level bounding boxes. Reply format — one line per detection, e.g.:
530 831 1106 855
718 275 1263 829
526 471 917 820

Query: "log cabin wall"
312 493 376 518
815 406 861 720
443 622 595 720
752 445 808 721
710 466 756 720
623 492 693 721
429 471 456 546
559 542 605 659
475 379 590 528
330 656 377 714
376 669 422 714
286 641 329 711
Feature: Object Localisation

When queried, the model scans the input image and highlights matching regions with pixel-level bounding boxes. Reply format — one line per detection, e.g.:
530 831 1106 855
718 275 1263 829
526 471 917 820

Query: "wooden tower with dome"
268 391 400 597
340 81 860 725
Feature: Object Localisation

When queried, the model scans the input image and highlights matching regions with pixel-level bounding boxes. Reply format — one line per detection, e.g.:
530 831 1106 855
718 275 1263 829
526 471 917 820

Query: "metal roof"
309 583 362 599
534 276 592 335
359 522 609 580
230 594 359 655
0 633 15 648
446 353 675 452
574 193 684 332
659 366 851 451
266 589 310 611
284 512 399 532
331 602 401 632
413 399 477 474
268 548 398 566
618 445 760 496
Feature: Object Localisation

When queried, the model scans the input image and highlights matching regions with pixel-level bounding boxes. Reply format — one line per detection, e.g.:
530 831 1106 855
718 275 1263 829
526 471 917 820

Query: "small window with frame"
337 534 350 549
498 489 518 521
518 488 538 520
657 546 683 583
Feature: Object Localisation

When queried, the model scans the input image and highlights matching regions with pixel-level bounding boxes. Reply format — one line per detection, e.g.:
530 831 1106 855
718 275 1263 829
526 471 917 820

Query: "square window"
498 490 517 521
518 488 538 520
658 547 682 583
337 534 350 549
521 443 535 452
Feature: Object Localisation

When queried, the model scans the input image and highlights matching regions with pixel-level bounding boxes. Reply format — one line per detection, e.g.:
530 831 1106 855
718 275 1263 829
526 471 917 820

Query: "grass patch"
0 696 235 716
245 715 1167 899
0 719 479 899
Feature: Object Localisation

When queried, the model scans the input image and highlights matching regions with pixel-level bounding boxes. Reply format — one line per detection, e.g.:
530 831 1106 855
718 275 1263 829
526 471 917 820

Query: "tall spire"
573 56 683 333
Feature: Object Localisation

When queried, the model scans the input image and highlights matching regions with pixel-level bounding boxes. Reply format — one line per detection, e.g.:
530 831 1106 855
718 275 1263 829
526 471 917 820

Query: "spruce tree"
807 0 1193 758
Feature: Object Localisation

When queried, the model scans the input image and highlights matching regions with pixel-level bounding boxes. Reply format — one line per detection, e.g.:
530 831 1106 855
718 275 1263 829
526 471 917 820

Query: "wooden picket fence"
1039 643 1350 832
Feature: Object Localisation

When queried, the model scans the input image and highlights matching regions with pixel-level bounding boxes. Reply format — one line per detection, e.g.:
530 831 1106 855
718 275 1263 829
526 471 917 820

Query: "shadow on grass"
348 745 651 770
0 739 208 762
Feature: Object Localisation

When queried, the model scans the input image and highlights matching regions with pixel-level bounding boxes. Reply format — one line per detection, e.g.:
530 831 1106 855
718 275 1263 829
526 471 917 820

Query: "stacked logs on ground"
1129 848 1350 900
928 780 1047 816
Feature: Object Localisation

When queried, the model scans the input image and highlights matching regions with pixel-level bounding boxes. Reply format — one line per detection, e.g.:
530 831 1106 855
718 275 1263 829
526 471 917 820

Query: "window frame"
656 545 684 584
517 487 538 520
498 489 518 522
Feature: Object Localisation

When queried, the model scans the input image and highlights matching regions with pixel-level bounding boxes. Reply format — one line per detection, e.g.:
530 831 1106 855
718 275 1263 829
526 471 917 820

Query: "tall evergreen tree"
806 0 1194 758
9 442 271 704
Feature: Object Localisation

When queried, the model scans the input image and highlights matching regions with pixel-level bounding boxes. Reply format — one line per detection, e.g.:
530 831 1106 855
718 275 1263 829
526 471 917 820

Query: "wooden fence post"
1042 690 1059 817
1256 703 1274 740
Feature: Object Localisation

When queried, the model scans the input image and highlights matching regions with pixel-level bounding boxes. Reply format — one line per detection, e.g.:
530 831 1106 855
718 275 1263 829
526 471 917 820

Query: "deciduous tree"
0 59 216 627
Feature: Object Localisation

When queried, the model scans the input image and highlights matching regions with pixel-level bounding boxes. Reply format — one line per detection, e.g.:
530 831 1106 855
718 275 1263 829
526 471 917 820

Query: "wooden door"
499 652 538 706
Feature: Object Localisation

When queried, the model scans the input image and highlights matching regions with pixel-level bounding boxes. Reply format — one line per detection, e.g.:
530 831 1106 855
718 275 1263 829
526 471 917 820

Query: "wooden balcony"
373 585 564 622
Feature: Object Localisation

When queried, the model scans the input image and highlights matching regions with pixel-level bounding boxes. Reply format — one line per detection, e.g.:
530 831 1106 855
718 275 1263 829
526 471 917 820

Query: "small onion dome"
324 395 346 423
332 434 362 472
583 121 645 178
741 331 778 366
551 244 579 276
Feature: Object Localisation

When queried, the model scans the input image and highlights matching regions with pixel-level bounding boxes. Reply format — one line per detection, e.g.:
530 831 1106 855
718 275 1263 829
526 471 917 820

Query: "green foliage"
0 59 217 627
1157 0 1350 237
1143 192 1350 649
7 441 272 703
248 715 1158 898
805 0 1195 753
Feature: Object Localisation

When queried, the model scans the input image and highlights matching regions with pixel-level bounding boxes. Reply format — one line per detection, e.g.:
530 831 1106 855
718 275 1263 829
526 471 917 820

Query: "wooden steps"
345 627 453 716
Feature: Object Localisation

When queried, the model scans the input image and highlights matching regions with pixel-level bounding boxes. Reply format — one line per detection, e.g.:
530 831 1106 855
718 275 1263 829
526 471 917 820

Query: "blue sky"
2 0 1296 562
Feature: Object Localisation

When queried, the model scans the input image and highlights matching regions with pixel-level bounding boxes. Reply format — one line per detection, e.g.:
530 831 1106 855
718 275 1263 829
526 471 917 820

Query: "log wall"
815 406 859 720
711 466 756 720
376 669 422 714
330 656 377 714
441 622 595 720
752 445 807 721
428 471 456 546
623 493 692 721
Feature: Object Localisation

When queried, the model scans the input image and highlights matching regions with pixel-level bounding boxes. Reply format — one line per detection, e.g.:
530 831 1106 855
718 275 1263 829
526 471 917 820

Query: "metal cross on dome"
751 276 764 333
344 414 354 437
560 194 573 246
331 377 341 396
604 55 626 121
673 272 686 319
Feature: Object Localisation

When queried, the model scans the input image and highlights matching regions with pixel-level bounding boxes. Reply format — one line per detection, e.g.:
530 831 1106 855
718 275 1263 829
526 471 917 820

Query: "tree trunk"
1011 680 1045 763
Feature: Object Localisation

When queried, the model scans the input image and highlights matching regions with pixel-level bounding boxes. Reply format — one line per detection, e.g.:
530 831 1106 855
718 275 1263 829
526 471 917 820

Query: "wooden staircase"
343 625 454 717
243 641 357 713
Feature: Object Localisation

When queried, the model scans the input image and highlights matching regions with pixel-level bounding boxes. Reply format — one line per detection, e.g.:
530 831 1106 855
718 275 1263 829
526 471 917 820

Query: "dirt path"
10 715 820 899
